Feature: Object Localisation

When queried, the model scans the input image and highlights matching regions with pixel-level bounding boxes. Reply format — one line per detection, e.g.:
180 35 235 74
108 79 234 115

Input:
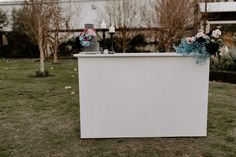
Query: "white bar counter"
74 53 210 138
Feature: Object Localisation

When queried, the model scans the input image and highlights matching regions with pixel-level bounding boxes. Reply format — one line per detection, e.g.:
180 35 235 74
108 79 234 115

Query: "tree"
19 0 56 76
102 0 143 53
144 0 197 52
0 9 8 31
49 0 72 63
10 8 36 57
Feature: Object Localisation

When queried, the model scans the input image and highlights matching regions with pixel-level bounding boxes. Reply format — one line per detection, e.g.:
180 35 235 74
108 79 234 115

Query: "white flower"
195 32 207 38
186 37 196 44
219 46 229 56
71 92 75 95
212 29 221 38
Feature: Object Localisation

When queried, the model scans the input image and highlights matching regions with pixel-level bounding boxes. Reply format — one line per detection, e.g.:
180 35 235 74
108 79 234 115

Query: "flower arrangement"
174 29 224 64
79 28 96 47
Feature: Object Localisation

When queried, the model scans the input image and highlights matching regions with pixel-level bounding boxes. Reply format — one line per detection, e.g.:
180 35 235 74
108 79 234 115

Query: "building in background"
0 0 236 52
0 0 107 31
199 0 236 48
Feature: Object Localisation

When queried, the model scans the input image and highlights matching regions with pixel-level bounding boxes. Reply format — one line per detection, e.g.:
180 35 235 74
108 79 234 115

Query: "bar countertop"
73 53 193 58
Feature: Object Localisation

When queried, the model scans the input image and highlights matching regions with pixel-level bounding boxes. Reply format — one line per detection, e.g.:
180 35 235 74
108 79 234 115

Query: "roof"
0 0 107 5
199 2 236 12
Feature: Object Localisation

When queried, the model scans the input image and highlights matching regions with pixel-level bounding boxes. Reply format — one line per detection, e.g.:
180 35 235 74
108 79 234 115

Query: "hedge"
210 70 236 84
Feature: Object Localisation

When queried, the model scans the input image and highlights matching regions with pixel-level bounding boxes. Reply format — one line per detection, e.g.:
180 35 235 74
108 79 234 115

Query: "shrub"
210 70 236 84
127 34 146 52
211 48 236 71
99 34 146 53
58 38 77 56
0 31 39 58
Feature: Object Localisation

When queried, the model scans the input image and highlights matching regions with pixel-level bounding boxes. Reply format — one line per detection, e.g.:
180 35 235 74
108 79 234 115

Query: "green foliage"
211 48 236 71
3 8 39 58
11 8 25 33
0 9 8 30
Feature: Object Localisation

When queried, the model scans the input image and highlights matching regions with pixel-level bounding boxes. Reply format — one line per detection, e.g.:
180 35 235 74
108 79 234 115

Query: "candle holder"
99 28 108 54
108 32 115 54
101 28 108 40
100 21 108 40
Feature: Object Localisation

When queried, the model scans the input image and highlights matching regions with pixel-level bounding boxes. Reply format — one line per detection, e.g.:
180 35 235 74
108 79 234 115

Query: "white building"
1 0 236 49
0 0 108 31
199 0 236 48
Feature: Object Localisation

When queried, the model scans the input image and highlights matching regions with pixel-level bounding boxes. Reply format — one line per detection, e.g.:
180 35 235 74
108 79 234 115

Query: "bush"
0 8 40 58
99 34 146 53
127 34 146 52
211 48 236 71
210 70 236 84
59 38 78 56
0 31 39 58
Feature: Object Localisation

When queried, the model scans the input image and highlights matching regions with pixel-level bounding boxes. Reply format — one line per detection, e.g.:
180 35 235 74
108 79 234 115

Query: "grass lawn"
0 58 235 157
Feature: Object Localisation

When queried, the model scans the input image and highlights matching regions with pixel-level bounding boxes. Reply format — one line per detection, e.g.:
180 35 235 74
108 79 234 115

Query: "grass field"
0 58 236 157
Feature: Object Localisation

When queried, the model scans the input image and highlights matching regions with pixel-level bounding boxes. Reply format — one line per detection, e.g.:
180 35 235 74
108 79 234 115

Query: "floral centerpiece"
174 29 224 64
79 28 97 47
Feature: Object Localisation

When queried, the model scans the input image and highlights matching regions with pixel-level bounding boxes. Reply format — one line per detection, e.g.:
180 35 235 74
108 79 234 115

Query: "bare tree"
144 0 197 52
102 0 143 53
49 0 72 63
19 0 55 76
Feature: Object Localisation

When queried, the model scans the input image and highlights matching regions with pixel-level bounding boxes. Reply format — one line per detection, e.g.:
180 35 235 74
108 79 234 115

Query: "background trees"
50 0 72 63
1 0 202 56
100 0 198 52
17 0 56 76
9 8 37 58
102 0 143 53
15 0 72 75
144 0 197 52
0 9 8 31
0 9 8 57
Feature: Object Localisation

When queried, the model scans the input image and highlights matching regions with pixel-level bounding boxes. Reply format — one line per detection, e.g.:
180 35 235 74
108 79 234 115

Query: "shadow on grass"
27 74 56 78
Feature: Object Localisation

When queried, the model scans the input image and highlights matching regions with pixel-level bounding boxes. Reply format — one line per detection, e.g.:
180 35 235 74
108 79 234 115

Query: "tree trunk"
165 43 171 52
122 40 126 53
38 41 45 73
53 46 58 63
122 32 126 53
53 33 59 63
165 46 171 52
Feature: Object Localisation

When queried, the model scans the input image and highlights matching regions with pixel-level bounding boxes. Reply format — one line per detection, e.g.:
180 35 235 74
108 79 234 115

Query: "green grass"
0 58 236 157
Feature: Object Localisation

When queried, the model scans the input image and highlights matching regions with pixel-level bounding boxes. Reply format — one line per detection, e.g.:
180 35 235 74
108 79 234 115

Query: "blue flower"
174 29 223 64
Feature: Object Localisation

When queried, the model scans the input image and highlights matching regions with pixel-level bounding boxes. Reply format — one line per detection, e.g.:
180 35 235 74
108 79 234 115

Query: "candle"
100 21 107 29
109 25 115 33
